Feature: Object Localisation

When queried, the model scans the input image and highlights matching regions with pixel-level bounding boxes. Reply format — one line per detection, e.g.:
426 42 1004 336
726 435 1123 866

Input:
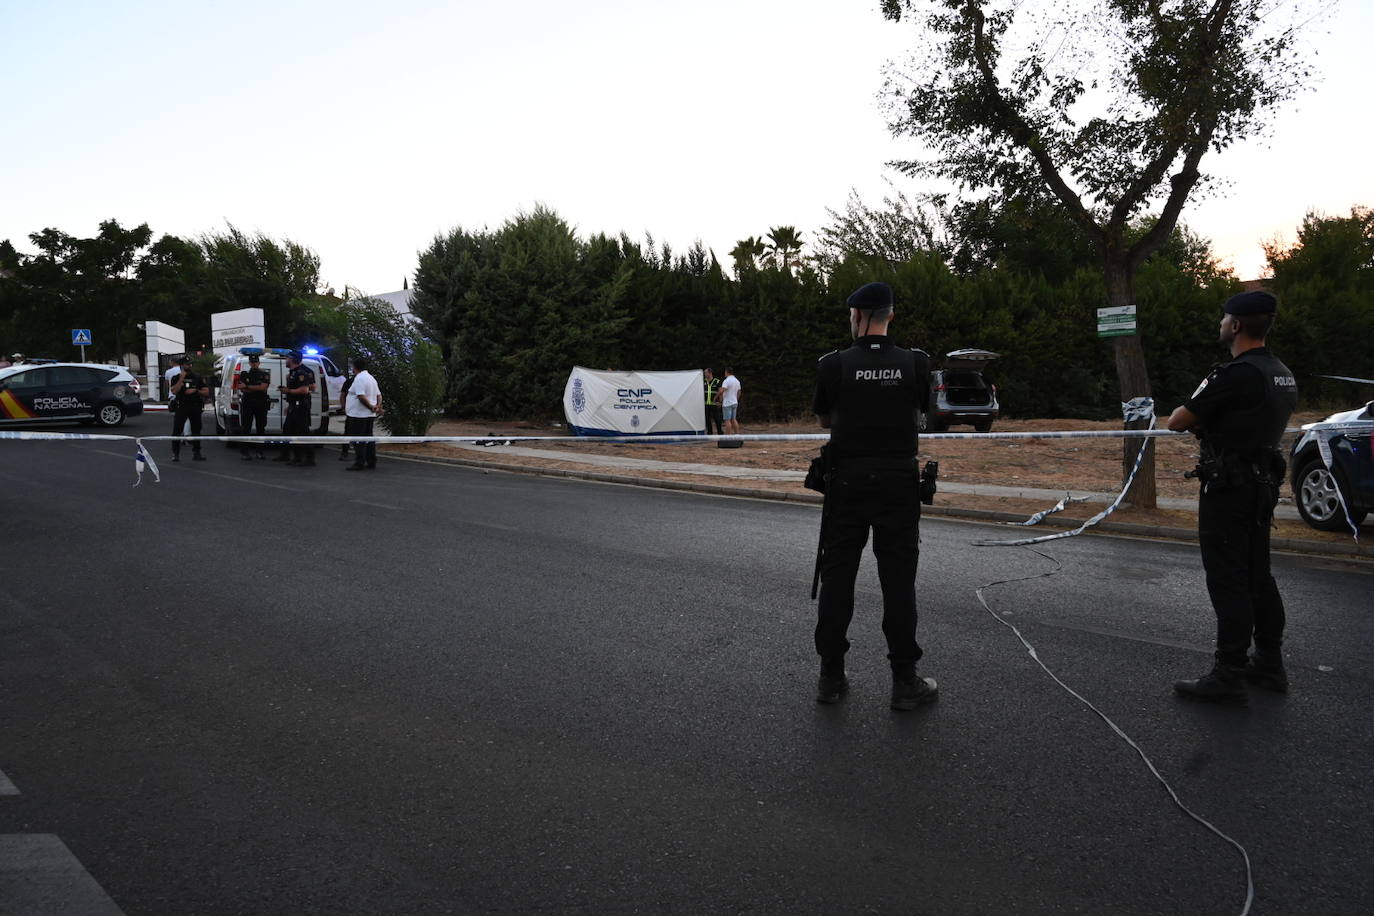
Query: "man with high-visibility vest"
703 367 724 435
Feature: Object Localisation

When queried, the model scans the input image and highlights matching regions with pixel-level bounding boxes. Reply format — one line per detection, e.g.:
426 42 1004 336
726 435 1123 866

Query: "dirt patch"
386 412 1366 550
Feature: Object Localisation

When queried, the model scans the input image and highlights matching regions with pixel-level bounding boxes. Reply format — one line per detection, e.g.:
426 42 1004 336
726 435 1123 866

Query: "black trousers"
706 405 724 436
239 398 268 453
346 416 376 467
171 404 202 456
815 466 922 673
1198 479 1285 666
285 401 314 463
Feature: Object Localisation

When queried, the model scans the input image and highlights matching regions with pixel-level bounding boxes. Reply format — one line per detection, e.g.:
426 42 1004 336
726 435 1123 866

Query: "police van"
213 348 345 437
0 362 144 427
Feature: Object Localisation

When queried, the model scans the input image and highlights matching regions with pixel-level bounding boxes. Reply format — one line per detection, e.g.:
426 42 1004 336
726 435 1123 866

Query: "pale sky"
2 1 1368 294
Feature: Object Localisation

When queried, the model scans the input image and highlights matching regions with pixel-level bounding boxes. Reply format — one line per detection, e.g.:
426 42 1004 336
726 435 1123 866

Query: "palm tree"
728 236 767 276
765 226 804 271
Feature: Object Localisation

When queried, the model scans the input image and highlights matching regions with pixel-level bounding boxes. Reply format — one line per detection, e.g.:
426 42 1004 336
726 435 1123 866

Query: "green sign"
1097 305 1137 338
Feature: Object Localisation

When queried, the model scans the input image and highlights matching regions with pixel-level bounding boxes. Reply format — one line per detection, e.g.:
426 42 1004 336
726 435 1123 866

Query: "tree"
310 296 446 436
1264 207 1374 402
815 185 949 274
0 220 152 363
728 236 767 277
880 0 1319 506
764 226 805 271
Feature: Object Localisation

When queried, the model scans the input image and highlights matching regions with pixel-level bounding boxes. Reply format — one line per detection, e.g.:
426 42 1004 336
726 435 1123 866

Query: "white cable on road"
975 547 1255 916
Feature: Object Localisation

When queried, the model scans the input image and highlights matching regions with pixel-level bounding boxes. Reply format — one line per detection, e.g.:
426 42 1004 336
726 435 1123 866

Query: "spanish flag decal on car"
0 389 36 419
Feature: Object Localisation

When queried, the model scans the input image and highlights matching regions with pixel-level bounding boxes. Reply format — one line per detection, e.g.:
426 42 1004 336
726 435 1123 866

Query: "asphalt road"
2 416 1372 915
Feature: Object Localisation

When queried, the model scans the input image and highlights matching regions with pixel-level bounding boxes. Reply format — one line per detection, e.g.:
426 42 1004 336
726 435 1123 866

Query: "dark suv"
922 349 999 433
0 362 144 427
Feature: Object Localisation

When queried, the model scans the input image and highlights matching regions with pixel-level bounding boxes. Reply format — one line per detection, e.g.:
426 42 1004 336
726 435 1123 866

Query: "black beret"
177 356 192 364
846 281 894 310
287 349 303 360
1223 290 1277 316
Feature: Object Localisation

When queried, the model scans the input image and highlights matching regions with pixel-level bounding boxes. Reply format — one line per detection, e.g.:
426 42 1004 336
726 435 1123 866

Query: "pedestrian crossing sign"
72 329 92 346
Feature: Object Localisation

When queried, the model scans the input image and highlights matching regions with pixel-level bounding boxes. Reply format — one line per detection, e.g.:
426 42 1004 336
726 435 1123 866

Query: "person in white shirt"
163 362 182 402
344 356 383 470
719 367 742 435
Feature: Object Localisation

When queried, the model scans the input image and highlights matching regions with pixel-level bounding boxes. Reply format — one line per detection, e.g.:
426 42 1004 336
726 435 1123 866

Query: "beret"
846 281 894 310
1223 290 1277 316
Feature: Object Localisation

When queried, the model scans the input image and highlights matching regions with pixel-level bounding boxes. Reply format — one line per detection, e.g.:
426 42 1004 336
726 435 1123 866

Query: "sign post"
71 328 92 361
1096 306 1137 338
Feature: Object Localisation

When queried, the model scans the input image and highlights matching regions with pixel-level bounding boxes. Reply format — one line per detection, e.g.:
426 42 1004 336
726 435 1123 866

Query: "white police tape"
1313 423 1368 541
975 548 1255 916
973 401 1158 547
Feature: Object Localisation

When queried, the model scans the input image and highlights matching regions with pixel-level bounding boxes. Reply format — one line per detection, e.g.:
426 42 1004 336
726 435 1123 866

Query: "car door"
44 366 105 419
0 368 52 421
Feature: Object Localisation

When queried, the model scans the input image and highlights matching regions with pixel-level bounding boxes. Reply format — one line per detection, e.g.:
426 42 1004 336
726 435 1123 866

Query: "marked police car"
0 362 143 427
1289 401 1374 530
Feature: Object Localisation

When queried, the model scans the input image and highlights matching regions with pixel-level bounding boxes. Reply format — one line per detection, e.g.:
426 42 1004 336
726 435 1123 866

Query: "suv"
923 349 999 433
1289 401 1374 531
0 362 143 427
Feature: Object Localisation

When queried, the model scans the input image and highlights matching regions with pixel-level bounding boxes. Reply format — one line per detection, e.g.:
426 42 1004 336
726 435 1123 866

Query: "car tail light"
128 377 141 395
935 383 947 391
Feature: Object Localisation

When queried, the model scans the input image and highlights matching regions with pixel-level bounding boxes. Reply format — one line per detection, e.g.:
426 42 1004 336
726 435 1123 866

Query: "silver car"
922 349 1000 433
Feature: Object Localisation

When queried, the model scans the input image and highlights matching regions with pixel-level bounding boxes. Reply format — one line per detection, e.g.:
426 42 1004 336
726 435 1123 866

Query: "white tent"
563 367 705 436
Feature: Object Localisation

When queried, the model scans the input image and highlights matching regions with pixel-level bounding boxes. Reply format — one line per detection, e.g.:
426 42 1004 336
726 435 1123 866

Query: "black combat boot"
891 674 938 711
1173 662 1248 706
1244 651 1289 693
816 658 848 704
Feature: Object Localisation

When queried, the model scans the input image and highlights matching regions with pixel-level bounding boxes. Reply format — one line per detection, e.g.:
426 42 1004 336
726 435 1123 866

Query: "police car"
1289 401 1374 530
0 362 143 427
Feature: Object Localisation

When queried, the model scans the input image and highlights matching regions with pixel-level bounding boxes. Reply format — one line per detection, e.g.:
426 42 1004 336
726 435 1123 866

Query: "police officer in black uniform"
811 281 936 711
169 356 208 463
276 351 317 467
237 353 271 460
1167 290 1298 705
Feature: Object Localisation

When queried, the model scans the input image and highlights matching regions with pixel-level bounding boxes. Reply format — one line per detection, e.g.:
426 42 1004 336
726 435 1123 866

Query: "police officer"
811 281 936 710
276 351 317 467
169 355 208 462
703 368 724 436
1167 290 1298 705
237 353 271 460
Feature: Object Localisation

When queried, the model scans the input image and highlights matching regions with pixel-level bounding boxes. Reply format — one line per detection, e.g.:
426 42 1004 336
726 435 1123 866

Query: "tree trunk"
1104 259 1158 509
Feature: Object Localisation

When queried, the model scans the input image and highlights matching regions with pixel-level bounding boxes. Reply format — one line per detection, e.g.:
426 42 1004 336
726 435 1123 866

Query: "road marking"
0 834 124 914
349 499 402 511
0 768 17 795
177 469 301 491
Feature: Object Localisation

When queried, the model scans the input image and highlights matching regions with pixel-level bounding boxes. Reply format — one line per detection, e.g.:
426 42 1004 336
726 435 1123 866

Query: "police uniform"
282 358 316 466
237 360 271 459
811 282 936 709
170 363 207 461
1175 290 1298 703
704 374 724 436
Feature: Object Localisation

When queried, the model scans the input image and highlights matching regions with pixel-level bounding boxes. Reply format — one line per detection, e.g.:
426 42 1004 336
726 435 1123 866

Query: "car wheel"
1294 459 1367 531
95 403 125 427
973 419 993 433
931 418 949 433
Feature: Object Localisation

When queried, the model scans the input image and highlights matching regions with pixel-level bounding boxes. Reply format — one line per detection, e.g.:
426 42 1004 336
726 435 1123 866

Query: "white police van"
213 348 346 437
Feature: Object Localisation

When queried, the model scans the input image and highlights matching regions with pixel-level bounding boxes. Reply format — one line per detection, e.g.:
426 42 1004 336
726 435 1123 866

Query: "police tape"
974 548 1255 916
974 398 1159 547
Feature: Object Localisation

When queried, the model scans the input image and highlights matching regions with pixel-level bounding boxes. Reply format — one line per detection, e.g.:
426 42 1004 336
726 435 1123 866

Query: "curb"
386 449 1371 561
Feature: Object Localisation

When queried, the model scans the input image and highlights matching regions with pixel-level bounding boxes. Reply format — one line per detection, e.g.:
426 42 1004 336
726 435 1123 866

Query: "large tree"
879 0 1319 506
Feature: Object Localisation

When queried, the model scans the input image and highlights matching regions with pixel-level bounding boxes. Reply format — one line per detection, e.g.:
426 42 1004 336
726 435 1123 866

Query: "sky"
2 0 1369 295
